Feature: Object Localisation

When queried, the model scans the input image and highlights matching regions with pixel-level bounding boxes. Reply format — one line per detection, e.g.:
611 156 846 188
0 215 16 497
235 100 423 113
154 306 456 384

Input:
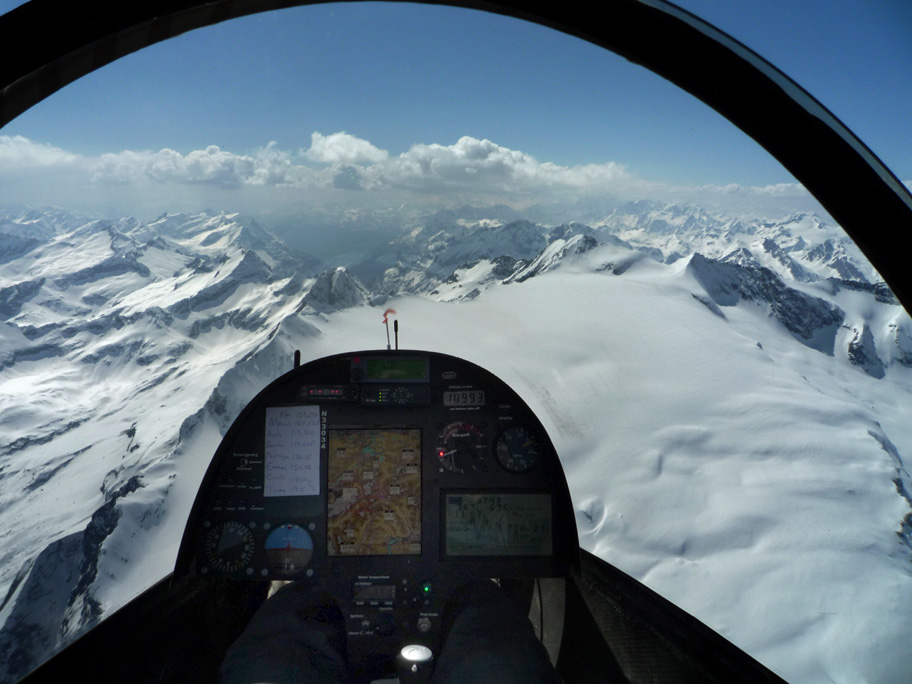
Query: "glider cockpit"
173 348 579 681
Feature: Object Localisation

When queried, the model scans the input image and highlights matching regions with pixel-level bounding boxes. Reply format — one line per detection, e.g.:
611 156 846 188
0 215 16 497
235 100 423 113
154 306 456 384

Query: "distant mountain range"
1 203 911 683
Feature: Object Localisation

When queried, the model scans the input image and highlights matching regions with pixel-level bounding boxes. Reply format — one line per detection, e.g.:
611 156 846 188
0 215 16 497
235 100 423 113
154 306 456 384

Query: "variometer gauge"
204 520 255 573
495 425 543 473
437 422 488 473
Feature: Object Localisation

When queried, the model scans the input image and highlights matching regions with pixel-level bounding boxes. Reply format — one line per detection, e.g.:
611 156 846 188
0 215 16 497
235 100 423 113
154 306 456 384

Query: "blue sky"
0 0 909 220
678 0 912 179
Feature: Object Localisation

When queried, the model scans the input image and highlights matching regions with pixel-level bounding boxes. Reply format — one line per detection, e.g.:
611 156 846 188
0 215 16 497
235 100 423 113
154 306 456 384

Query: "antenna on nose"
382 308 397 350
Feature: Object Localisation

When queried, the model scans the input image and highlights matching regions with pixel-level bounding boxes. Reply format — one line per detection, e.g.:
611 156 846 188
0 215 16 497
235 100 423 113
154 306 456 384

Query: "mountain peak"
303 267 369 311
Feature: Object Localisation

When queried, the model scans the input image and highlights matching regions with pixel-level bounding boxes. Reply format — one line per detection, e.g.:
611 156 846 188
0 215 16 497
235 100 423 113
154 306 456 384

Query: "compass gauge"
204 521 255 573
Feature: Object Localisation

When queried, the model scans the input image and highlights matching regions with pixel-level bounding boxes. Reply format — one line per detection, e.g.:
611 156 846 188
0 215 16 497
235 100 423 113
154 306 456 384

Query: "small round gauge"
437 422 488 473
204 520 255 573
495 425 543 473
265 524 314 575
388 386 412 404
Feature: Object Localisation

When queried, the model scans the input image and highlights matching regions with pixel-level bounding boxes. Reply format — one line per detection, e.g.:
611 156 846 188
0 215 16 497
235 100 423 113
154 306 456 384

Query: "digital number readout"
353 584 396 600
443 390 486 407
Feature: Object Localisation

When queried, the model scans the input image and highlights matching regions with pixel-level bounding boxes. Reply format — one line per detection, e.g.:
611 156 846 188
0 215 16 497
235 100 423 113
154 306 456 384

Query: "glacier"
0 203 911 683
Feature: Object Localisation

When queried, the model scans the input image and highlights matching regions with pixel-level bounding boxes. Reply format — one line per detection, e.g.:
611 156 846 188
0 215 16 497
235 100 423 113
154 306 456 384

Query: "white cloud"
304 132 389 164
82 142 329 190
0 133 633 197
91 145 257 187
247 142 297 185
693 182 811 198
0 135 80 167
0 134 824 219
365 136 631 195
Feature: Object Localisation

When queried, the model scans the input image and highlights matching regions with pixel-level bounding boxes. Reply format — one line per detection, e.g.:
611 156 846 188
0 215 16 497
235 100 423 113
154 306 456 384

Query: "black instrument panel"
175 350 579 655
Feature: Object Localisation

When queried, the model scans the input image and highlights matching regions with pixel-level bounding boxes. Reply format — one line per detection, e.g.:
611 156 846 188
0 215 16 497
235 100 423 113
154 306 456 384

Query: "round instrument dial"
204 520 255 573
437 422 487 473
265 524 314 575
495 425 543 473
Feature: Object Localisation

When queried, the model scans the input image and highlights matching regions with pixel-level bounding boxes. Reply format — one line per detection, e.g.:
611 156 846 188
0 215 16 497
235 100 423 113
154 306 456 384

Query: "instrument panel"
175 350 579 657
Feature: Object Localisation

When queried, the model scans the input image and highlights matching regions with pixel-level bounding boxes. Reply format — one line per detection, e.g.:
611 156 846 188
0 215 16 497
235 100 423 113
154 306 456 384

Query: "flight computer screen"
444 493 553 557
364 358 429 381
326 428 422 556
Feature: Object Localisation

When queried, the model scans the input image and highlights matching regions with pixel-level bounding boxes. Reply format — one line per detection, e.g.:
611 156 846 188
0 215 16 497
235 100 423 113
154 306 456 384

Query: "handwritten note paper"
264 406 320 497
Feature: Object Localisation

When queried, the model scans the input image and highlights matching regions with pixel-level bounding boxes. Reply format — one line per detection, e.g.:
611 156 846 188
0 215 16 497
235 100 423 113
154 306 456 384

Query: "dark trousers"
220 580 560 684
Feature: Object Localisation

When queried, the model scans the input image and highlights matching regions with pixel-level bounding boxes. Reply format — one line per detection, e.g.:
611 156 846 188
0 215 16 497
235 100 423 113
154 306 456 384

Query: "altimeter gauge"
495 425 543 473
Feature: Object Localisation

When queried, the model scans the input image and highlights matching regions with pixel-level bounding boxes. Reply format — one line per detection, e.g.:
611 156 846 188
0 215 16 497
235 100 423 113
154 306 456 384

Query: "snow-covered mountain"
1 203 911 683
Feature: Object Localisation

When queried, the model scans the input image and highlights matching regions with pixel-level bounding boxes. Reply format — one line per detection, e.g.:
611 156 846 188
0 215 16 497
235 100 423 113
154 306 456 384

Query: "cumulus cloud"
0 135 80 167
82 141 330 189
0 133 824 219
365 136 630 195
91 145 257 187
1 133 631 198
247 142 298 185
305 131 389 164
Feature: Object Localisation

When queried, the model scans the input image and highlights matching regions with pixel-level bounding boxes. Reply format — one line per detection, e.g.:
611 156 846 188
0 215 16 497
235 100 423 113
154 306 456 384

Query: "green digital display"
365 358 428 381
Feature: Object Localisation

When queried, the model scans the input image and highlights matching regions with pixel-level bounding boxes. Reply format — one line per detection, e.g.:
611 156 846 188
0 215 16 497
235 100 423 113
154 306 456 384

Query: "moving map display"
327 429 421 555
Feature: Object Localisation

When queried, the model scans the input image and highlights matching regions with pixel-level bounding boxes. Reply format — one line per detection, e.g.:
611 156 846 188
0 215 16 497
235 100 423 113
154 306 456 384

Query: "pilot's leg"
219 581 351 684
431 580 561 684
